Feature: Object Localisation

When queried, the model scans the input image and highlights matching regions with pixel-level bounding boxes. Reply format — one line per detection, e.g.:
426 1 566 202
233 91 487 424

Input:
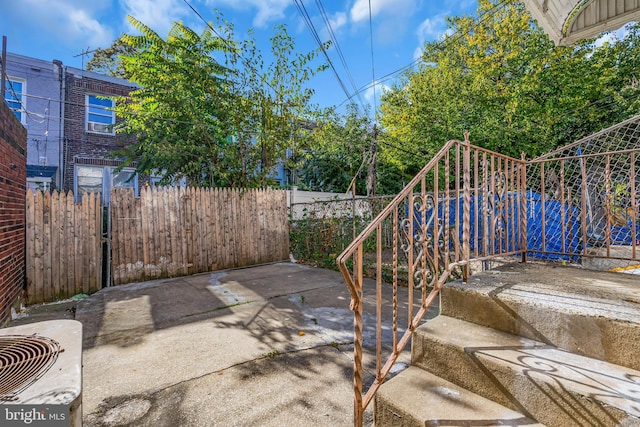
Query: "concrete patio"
8 262 430 426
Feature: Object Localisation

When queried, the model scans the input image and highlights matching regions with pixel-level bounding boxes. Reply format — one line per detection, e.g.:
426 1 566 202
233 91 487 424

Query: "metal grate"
0 335 61 401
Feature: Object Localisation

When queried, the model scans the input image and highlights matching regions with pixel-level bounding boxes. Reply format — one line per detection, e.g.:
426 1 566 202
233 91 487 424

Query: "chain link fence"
527 115 640 263
289 195 396 269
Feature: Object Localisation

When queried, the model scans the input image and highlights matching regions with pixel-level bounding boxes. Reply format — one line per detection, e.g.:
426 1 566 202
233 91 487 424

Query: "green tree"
225 24 328 186
113 16 327 187
296 104 401 194
86 38 137 79
113 16 237 187
379 0 640 174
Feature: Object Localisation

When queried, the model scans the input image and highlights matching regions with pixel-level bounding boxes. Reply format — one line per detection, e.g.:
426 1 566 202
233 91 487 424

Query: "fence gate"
25 190 103 304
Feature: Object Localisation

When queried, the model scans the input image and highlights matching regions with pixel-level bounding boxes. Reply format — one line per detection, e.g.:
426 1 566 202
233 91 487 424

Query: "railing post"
462 135 471 282
520 153 527 263
353 244 364 427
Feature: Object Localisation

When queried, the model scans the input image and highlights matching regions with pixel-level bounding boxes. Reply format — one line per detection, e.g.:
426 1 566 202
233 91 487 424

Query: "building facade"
3 53 63 191
62 67 139 200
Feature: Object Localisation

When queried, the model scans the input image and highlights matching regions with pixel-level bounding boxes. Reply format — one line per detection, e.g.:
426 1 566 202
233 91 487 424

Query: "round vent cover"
0 335 61 401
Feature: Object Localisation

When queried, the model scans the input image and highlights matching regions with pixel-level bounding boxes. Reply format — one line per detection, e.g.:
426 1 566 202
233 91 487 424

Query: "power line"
339 0 511 107
368 0 376 114
292 0 357 109
313 0 367 110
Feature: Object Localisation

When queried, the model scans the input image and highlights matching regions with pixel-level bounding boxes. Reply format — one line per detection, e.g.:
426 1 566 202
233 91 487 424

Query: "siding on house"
4 53 63 189
0 100 27 325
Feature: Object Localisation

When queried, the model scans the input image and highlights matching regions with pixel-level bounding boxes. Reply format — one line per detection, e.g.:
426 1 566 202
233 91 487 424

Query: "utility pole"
366 123 378 197
1 36 7 99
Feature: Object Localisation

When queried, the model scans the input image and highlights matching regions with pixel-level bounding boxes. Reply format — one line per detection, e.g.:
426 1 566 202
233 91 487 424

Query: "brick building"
0 99 27 325
63 67 138 200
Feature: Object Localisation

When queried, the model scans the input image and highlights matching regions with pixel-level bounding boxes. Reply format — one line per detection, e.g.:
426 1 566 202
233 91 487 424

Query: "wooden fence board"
64 191 73 297
25 190 102 304
25 191 35 301
51 191 60 299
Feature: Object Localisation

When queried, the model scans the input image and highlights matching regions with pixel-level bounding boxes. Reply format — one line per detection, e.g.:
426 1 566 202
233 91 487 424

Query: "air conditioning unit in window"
87 122 111 133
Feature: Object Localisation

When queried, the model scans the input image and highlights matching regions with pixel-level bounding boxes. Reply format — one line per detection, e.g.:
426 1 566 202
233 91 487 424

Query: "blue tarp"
414 190 637 261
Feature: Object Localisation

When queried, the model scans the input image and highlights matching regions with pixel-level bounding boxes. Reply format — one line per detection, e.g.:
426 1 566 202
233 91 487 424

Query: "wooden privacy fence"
110 186 289 285
24 186 290 302
26 190 103 304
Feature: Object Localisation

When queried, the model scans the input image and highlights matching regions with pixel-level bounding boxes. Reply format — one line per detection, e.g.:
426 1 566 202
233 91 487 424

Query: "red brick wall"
63 73 136 191
0 100 27 325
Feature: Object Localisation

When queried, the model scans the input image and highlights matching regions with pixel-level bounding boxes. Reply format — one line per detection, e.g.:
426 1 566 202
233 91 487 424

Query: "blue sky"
0 0 477 111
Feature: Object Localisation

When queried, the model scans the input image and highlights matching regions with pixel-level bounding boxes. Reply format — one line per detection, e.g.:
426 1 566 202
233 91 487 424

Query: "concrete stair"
375 263 640 426
375 366 544 426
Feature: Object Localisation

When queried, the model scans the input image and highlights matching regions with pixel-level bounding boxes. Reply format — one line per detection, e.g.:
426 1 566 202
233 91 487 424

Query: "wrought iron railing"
338 129 640 426
337 137 527 425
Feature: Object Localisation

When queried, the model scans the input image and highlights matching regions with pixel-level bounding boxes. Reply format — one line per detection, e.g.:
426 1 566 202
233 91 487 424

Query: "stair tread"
440 262 640 370
415 316 640 419
377 366 544 426
446 263 640 322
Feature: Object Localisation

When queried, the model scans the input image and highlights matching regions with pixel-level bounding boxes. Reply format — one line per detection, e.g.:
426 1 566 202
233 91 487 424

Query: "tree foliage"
86 38 137 79
296 104 374 194
379 0 640 176
112 15 326 188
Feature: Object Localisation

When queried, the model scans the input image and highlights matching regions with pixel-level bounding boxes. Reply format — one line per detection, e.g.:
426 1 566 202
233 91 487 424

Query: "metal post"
520 153 527 263
462 134 471 282
352 181 357 241
1 36 7 100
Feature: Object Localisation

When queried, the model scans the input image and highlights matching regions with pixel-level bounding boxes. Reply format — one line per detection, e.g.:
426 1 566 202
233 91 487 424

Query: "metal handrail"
338 134 640 426
337 138 530 426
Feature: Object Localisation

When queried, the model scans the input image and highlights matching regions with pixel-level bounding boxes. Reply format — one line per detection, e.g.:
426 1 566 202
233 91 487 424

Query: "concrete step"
375 366 544 426
440 262 640 371
412 315 640 426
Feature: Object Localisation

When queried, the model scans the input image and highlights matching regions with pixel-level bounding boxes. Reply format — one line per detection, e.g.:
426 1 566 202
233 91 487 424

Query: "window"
113 169 137 189
26 178 53 192
86 95 115 134
4 78 25 122
75 165 138 202
76 166 104 196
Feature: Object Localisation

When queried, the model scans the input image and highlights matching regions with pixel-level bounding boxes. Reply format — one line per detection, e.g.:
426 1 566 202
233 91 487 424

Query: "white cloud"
413 14 451 60
209 0 291 28
413 46 423 61
593 22 634 48
350 0 416 23
350 0 419 45
364 80 390 106
68 9 114 48
120 0 191 36
329 11 348 32
9 0 114 50
318 11 348 41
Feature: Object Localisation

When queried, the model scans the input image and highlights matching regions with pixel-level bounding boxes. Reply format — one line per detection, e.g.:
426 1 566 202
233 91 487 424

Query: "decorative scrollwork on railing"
399 194 450 288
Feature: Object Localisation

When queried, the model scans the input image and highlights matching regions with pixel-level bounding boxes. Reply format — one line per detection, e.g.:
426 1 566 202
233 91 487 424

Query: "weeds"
264 350 281 359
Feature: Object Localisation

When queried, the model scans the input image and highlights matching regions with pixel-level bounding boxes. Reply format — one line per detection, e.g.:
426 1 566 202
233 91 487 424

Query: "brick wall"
63 72 136 191
0 100 27 325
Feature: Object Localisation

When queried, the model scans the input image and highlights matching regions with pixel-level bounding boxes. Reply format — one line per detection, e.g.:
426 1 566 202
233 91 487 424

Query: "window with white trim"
86 95 115 134
4 78 25 123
